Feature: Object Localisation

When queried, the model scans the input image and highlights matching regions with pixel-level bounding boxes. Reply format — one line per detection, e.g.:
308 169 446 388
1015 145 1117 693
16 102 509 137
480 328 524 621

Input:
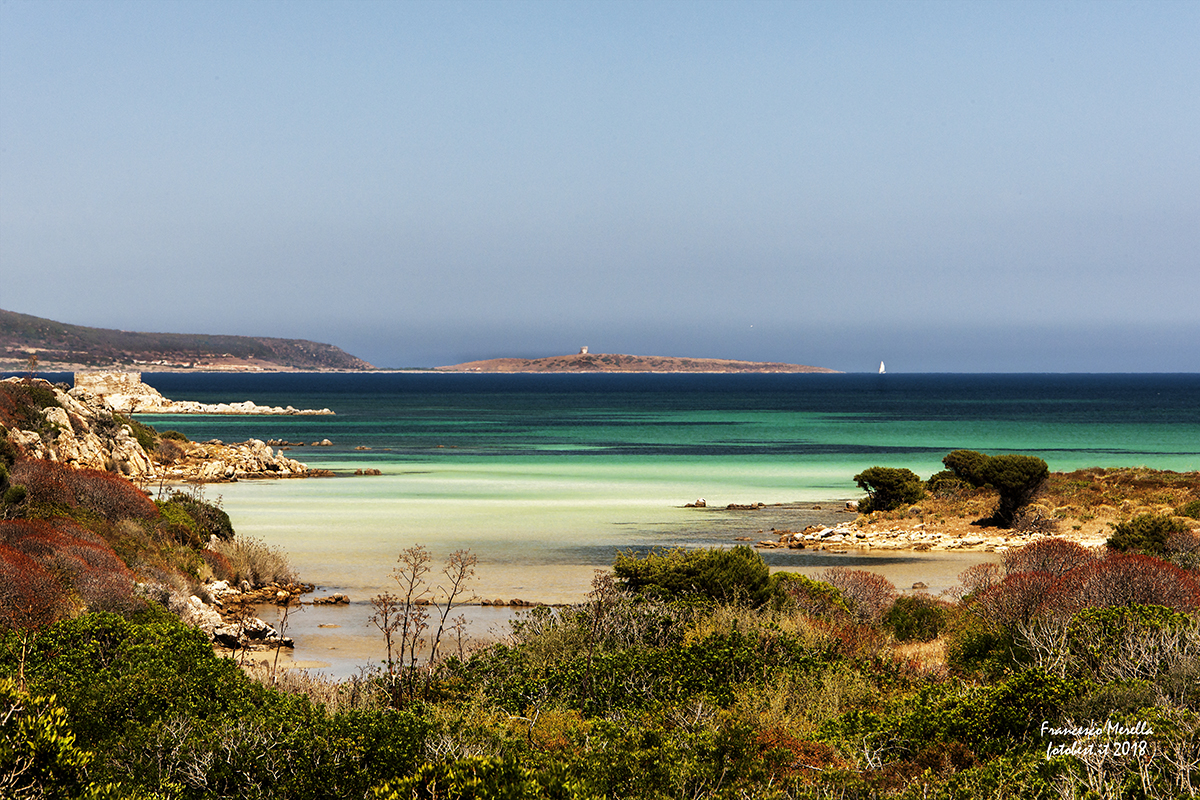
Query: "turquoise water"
129 372 1198 673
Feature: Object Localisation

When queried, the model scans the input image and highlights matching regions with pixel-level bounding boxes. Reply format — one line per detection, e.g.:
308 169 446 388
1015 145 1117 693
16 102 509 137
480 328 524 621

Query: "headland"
1 308 374 372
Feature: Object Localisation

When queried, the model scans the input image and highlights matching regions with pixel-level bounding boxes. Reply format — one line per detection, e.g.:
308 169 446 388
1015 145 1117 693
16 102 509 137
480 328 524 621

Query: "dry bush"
241 663 385 714
891 638 949 676
206 537 295 587
754 729 850 784
153 438 186 464
1168 529 1200 556
200 548 235 582
1020 607 1200 685
818 567 896 624
1002 537 1099 579
1010 504 1061 535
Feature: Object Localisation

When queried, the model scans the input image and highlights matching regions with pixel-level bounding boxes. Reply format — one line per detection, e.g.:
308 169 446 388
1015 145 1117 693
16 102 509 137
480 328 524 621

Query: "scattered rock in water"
312 593 350 605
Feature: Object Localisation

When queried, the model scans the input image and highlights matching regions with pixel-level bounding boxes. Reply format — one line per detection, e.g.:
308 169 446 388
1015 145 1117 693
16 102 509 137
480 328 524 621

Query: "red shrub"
201 548 235 582
974 571 1059 626
819 567 897 623
957 563 1003 598
1046 553 1200 618
0 542 68 629
755 729 848 783
1002 537 1099 579
0 518 134 617
10 459 157 521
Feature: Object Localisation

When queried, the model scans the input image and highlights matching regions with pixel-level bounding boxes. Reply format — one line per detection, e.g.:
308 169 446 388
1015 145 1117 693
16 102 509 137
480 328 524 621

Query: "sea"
42 371 1200 674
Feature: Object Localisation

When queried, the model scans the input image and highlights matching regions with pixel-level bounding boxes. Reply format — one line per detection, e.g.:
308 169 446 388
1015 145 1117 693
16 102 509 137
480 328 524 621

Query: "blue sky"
2 0 1197 371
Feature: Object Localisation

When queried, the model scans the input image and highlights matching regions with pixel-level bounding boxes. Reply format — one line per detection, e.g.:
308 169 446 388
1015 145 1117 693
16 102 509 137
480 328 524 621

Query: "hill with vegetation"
0 309 374 371
438 351 839 373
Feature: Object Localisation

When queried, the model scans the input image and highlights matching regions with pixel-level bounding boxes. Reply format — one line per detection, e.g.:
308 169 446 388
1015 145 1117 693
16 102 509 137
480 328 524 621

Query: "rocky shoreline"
747 519 1107 555
2 376 328 482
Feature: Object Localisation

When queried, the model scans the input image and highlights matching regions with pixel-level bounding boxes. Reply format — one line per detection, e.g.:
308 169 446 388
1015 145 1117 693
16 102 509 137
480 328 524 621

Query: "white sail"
879 361 886 374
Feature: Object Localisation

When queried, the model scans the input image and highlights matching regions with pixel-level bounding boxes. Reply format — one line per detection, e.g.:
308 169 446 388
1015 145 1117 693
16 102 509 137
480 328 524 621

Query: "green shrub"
927 469 971 497
158 429 189 442
853 466 925 513
946 620 1025 678
371 756 545 800
156 491 234 542
1107 513 1190 555
772 572 849 618
883 594 949 642
0 437 18 469
942 450 992 486
2 483 26 508
1175 498 1200 520
0 677 96 800
612 546 772 607
1 612 430 797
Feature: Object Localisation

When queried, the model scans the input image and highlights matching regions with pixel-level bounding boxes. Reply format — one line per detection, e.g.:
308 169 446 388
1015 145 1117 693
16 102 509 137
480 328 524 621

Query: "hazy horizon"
3 1 1197 372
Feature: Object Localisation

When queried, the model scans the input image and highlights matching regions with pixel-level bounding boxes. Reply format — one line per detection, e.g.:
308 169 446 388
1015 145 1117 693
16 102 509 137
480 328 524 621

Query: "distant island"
437 349 839 373
0 309 374 372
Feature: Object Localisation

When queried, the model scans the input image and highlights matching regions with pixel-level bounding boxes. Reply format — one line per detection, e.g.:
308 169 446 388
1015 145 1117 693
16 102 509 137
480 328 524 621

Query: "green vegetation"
1107 513 1192 555
1177 499 1200 520
853 466 925 513
612 546 773 607
5 533 1199 798
882 594 948 642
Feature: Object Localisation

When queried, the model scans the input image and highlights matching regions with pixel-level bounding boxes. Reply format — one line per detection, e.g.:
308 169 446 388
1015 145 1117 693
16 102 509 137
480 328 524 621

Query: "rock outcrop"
2 377 158 477
73 372 333 415
2 377 323 482
155 438 312 482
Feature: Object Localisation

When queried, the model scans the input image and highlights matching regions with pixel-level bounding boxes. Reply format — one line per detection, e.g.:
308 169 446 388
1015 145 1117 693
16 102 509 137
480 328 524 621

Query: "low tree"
942 449 1049 527
852 466 925 513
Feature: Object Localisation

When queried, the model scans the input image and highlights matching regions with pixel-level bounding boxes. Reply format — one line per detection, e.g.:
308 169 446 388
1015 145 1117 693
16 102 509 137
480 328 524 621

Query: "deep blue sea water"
37 371 1200 673
138 371 1200 471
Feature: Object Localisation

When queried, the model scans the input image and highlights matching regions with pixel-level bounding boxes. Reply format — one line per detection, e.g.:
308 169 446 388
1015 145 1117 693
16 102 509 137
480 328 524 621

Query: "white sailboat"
879 361 886 374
